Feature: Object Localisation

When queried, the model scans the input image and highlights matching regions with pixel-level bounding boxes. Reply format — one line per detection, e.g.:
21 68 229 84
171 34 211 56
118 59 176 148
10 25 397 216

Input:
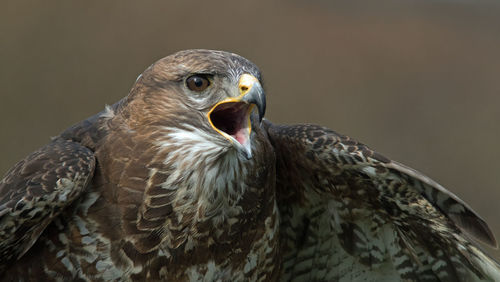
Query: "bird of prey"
0 49 499 281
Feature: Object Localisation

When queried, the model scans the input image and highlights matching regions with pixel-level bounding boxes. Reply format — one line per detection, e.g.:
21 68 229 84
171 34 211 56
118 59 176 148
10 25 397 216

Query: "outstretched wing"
0 139 95 265
264 121 500 282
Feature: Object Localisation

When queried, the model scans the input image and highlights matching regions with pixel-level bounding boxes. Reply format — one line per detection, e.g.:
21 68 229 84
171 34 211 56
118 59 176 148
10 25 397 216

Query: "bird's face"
127 50 266 159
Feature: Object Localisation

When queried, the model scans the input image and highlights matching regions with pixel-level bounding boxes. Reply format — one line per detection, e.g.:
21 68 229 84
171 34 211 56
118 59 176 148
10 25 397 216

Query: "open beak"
207 74 266 159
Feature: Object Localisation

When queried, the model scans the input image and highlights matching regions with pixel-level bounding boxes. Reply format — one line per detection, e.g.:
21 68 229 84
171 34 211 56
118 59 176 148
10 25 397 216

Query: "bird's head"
123 49 266 160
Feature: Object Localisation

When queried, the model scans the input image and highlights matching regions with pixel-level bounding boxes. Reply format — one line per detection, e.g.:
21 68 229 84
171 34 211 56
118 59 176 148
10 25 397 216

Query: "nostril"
240 86 249 93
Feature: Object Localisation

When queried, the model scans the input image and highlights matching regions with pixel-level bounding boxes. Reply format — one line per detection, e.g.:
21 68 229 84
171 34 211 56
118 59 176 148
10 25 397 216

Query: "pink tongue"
233 127 248 145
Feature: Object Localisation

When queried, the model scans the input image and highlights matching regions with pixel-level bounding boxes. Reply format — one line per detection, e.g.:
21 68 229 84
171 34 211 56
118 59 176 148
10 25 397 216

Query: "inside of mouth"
209 102 251 145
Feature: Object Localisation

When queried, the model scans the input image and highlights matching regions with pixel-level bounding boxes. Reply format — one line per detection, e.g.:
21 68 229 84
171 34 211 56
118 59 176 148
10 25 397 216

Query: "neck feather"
157 124 251 223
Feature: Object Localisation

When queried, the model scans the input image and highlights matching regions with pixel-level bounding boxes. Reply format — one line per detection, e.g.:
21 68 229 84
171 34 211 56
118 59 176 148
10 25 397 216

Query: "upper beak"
207 74 266 159
238 74 266 122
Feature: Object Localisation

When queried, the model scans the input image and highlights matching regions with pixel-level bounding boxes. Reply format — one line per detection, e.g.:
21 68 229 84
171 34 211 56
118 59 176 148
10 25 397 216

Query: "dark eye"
186 74 211 92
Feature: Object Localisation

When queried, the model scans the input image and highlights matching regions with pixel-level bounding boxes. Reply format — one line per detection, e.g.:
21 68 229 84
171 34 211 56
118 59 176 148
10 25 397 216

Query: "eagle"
0 49 499 281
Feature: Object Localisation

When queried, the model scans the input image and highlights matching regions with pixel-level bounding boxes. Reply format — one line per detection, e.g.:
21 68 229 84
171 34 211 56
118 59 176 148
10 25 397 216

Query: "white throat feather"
156 124 251 224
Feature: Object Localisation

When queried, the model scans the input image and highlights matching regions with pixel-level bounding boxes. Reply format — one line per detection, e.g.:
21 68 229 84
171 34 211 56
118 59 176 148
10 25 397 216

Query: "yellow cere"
238 73 259 96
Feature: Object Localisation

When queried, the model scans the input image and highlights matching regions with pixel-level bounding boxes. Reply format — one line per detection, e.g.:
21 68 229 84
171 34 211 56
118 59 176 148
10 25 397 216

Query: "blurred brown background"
1 0 500 259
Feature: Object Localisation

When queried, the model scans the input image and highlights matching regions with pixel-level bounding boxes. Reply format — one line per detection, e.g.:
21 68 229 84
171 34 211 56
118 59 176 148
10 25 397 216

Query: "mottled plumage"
0 49 498 281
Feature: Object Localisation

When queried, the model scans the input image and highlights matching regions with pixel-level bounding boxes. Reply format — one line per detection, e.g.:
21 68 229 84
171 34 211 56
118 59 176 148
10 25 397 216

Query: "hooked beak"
207 74 266 159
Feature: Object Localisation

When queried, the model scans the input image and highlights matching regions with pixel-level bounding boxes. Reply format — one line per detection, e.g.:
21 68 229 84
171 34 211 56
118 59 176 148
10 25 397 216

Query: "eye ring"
186 74 211 92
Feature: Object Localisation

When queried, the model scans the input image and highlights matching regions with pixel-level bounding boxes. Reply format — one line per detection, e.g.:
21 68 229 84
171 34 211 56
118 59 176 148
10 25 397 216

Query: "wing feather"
385 160 497 247
0 139 95 265
264 121 499 281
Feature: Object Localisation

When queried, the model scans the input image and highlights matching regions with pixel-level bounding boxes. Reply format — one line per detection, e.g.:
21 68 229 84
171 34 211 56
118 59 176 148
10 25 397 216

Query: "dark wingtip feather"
449 213 498 248
387 161 498 249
